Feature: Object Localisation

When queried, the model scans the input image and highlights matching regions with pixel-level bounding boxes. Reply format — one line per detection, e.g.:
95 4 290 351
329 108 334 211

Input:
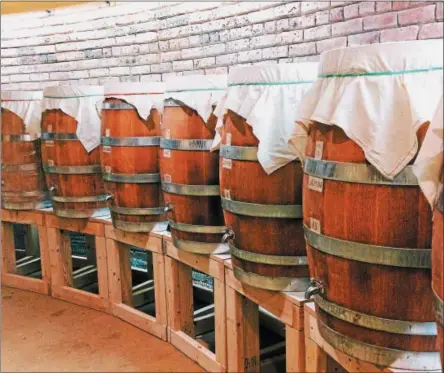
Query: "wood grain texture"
303 122 435 353
41 109 105 216
1 109 48 208
219 110 307 280
160 105 224 245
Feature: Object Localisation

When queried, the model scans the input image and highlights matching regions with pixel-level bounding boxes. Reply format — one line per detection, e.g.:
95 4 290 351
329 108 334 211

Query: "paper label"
163 149 171 158
315 141 323 160
105 128 110 137
105 165 111 173
308 176 323 192
310 218 321 233
47 125 52 133
163 174 172 183
48 159 54 167
46 140 54 147
226 133 232 146
222 158 232 170
165 129 171 139
102 145 111 153
224 189 231 200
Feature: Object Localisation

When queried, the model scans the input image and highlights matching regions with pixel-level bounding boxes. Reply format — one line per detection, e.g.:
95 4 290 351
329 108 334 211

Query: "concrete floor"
1 287 205 372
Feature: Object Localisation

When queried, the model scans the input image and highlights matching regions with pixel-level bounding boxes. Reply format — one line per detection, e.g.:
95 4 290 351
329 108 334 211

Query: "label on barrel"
222 158 232 169
102 145 111 153
47 125 52 133
163 174 172 183
48 159 54 167
105 129 110 137
226 133 231 146
224 189 231 200
308 176 323 192
315 141 323 159
105 166 111 173
46 140 54 147
165 129 171 139
310 218 321 233
163 149 171 158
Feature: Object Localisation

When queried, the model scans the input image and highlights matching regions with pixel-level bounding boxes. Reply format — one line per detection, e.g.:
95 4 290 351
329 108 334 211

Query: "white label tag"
165 129 171 139
163 149 171 158
48 159 54 167
46 140 54 147
308 176 323 192
224 189 231 200
102 145 111 153
310 218 321 233
105 165 111 173
163 174 172 183
105 128 110 137
226 133 232 146
315 141 324 160
47 125 52 133
222 158 232 169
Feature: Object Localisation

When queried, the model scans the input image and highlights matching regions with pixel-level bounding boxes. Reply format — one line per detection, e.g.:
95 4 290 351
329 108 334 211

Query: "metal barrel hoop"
101 136 161 147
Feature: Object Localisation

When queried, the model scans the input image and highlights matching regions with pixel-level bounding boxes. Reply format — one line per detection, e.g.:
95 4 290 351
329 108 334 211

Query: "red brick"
363 12 397 31
329 7 344 22
316 36 347 53
437 2 443 21
359 2 375 16
418 22 444 39
380 25 419 42
332 18 363 36
398 4 436 26
376 1 391 12
348 31 380 45
392 2 411 11
344 3 359 18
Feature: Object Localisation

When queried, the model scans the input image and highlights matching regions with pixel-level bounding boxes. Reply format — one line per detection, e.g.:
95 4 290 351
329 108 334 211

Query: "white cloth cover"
1 90 43 137
413 96 443 208
42 85 104 152
213 63 318 174
300 40 443 179
104 82 165 120
165 75 227 122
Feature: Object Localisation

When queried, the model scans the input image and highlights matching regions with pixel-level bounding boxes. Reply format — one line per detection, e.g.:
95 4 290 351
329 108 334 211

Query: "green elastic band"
166 88 226 93
43 94 103 99
229 80 314 87
319 66 443 78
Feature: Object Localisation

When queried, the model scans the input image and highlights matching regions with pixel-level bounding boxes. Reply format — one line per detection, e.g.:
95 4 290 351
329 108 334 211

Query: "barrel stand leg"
304 306 327 373
2 222 17 279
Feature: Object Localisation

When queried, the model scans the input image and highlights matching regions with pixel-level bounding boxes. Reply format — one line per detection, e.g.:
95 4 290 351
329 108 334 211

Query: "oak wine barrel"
101 83 167 232
160 75 227 254
302 41 442 370
41 86 107 219
1 91 49 210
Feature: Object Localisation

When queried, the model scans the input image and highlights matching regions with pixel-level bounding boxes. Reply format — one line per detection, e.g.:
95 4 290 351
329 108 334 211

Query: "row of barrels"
1 40 443 370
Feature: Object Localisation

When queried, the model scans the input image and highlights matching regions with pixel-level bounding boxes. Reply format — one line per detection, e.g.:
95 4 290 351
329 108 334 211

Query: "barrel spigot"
164 203 174 214
305 279 324 300
222 227 235 243
105 194 114 206
49 185 57 196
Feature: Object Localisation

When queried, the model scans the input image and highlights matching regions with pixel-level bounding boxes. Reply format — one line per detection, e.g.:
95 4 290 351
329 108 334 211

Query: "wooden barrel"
433 181 443 368
303 123 438 368
160 76 226 254
101 83 166 232
219 111 308 291
1 91 49 210
41 86 107 219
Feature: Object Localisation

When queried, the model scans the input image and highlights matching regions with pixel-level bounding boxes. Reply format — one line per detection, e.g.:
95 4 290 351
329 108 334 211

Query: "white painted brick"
1 75 10 83
30 73 49 81
99 76 120 85
9 74 30 83
103 48 112 57
359 2 376 16
79 78 100 85
363 13 398 31
20 82 43 90
181 43 225 59
289 14 316 29
139 42 159 54
109 66 131 76
316 36 347 53
254 60 278 66
289 42 317 56
418 22 444 39
332 18 363 36
112 45 139 57
162 72 182 81
169 38 189 50
276 19 290 32
194 57 216 69
89 68 110 78
304 25 331 41
135 32 158 43
1 83 22 90
380 25 420 42
120 75 140 82
279 30 304 44
238 49 262 63
137 54 160 65
227 38 251 52
50 70 89 80
301 2 331 14
131 65 151 75
344 3 359 19
159 41 170 51
376 2 391 12
182 69 204 76
173 60 193 71
151 62 173 73
265 21 276 33
140 74 162 82
262 46 288 59
250 34 278 49
316 11 330 25
160 50 181 62
115 35 136 45
55 51 84 62
399 5 436 26
216 53 238 66
348 31 380 45
205 66 228 75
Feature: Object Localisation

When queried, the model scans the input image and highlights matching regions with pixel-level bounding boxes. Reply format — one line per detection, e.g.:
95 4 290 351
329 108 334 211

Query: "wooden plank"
225 284 260 373
169 330 223 373
47 228 64 288
106 238 122 304
165 240 224 280
286 325 305 373
53 285 109 313
152 252 168 327
111 303 167 341
2 273 50 295
225 267 293 326
214 278 227 371
1 209 45 226
95 236 109 309
37 225 51 288
304 307 327 373
164 256 194 337
45 214 105 236
60 231 73 287
2 222 16 275
118 242 133 307
104 225 163 253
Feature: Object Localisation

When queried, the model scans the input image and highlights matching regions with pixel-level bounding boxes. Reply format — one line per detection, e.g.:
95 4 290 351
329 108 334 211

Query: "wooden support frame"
224 259 309 373
1 209 51 295
106 225 168 341
46 215 109 312
164 234 228 373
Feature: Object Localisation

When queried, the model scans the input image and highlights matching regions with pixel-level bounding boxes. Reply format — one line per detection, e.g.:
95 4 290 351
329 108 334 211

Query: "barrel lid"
1 90 43 101
104 82 165 96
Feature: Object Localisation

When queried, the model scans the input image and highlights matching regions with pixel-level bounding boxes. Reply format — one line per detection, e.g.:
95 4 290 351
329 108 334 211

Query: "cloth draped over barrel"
164 75 227 122
299 39 443 180
41 86 104 152
104 82 165 120
413 96 443 208
212 63 318 174
1 90 43 137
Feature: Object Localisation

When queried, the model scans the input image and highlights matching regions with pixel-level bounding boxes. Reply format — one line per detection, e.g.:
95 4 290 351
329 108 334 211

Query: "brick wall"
1 1 443 90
